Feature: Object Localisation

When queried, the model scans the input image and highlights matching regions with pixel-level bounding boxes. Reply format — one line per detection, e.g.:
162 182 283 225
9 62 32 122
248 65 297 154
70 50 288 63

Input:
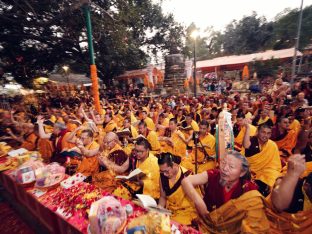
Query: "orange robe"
274 129 297 157
76 141 100 176
93 144 128 192
38 139 54 161
21 133 38 151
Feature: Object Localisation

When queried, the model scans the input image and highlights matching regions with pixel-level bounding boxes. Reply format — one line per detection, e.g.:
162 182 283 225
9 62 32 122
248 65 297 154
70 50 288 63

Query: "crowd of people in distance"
0 76 311 232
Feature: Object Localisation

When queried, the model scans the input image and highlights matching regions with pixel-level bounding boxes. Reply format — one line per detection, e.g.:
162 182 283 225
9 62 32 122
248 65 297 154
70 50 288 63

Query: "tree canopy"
0 0 184 86
0 1 311 86
183 5 312 58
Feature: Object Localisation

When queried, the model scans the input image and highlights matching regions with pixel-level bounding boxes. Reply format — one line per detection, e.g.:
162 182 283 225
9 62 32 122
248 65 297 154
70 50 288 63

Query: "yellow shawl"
234 124 257 151
197 190 270 234
247 139 281 187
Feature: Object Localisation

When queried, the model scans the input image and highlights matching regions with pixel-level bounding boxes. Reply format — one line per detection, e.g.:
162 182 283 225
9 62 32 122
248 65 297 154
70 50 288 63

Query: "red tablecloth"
0 169 200 234
0 169 148 234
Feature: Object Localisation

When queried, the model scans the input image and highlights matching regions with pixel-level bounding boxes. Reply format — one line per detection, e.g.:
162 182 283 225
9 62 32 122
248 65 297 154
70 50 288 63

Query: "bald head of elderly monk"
103 132 119 151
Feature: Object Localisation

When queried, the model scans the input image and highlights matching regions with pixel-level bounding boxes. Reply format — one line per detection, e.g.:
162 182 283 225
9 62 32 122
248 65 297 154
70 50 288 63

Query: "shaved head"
105 132 118 142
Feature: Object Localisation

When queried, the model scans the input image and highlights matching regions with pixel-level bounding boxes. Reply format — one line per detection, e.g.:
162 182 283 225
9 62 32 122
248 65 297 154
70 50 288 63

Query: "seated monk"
141 110 156 131
138 121 160 154
190 120 216 173
267 154 312 233
271 116 297 159
158 118 191 169
180 114 200 148
182 151 270 233
103 112 117 134
67 129 100 177
233 111 257 152
99 137 160 200
119 117 138 155
158 152 198 225
93 132 128 193
243 123 282 197
6 123 39 151
156 113 169 136
37 116 75 164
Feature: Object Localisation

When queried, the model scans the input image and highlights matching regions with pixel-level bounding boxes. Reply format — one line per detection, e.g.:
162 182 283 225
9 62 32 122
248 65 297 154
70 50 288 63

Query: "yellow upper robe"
162 166 197 225
157 118 169 137
234 124 257 152
191 133 216 173
289 119 301 136
197 190 270 234
181 120 200 147
160 130 186 158
136 153 160 199
76 141 100 176
103 120 117 134
146 130 161 153
144 117 155 131
191 133 216 163
247 139 281 187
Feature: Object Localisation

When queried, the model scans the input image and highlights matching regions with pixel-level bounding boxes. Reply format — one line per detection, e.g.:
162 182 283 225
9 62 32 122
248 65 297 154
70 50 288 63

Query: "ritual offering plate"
35 173 65 190
0 157 18 171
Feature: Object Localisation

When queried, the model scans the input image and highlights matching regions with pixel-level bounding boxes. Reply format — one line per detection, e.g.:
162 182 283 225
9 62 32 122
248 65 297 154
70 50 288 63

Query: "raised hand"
36 115 45 124
287 154 306 178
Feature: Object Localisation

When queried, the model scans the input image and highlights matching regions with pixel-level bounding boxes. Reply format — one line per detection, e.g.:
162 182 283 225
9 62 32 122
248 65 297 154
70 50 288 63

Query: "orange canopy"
116 67 164 86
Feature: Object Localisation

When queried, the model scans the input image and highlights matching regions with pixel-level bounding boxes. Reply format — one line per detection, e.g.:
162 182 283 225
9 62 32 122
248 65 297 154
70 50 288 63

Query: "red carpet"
0 202 34 234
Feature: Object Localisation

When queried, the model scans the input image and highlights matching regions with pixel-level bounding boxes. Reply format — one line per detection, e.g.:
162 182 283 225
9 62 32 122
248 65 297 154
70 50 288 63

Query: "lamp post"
191 30 198 97
62 65 69 88
291 0 304 86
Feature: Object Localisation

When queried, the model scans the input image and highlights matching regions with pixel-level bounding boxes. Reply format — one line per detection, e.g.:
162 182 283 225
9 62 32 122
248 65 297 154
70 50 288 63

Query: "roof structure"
197 48 302 72
48 73 98 84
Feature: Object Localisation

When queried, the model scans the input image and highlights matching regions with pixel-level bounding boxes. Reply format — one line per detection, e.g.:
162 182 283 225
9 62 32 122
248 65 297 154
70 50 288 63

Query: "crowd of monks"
0 77 311 233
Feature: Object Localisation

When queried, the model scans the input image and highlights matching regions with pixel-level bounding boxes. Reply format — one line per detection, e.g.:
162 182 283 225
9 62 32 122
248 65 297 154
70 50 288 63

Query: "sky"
158 0 311 31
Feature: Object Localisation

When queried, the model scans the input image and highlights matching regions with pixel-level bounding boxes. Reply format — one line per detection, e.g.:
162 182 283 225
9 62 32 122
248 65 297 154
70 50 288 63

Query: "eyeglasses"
104 139 114 145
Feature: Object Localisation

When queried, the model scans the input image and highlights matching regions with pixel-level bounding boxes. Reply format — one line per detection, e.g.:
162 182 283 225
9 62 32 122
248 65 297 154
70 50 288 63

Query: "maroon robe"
203 169 258 212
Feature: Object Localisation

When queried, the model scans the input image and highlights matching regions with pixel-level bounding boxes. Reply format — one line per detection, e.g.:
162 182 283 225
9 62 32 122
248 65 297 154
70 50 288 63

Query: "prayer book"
8 148 28 157
115 168 145 180
116 128 132 137
136 194 171 214
179 126 192 131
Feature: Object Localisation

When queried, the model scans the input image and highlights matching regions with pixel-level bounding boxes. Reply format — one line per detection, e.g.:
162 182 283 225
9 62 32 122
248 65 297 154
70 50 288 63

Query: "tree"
0 0 184 87
268 5 312 50
183 23 222 61
221 12 273 55
251 58 281 79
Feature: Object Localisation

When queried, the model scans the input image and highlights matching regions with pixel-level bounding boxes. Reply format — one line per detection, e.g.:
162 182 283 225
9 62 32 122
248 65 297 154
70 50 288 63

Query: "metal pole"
66 73 69 87
193 39 197 97
291 0 304 85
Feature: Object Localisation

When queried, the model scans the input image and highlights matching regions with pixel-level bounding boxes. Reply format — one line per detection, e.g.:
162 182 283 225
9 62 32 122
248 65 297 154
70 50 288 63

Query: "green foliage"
192 5 312 58
221 12 274 55
269 5 312 50
0 0 184 86
183 23 222 60
251 58 281 79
